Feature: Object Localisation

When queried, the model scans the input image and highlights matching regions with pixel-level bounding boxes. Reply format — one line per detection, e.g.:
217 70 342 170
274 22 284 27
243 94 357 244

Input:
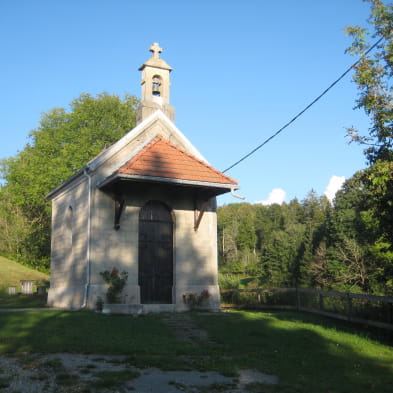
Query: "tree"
296 191 328 286
345 0 393 246
345 0 393 164
0 92 138 269
260 229 292 287
363 161 393 240
332 171 376 243
323 168 393 293
337 237 368 290
236 204 257 253
0 187 35 260
218 204 240 268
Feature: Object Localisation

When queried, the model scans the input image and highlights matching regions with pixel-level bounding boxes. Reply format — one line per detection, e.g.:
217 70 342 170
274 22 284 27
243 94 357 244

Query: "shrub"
99 268 128 303
183 289 210 308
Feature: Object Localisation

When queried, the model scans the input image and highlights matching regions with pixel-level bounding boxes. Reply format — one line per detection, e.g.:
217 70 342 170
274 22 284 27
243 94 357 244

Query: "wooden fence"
220 287 393 331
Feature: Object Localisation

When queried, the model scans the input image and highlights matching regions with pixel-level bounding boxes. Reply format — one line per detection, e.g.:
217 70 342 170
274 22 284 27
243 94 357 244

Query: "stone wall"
86 181 220 312
47 176 89 308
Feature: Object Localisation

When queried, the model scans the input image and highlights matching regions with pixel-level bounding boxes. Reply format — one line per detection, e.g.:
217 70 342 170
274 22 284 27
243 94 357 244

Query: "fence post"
319 293 324 311
346 293 352 322
296 287 300 311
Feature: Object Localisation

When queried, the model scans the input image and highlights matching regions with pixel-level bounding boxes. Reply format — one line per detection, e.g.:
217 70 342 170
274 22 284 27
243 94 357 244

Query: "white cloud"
324 175 345 203
256 188 286 205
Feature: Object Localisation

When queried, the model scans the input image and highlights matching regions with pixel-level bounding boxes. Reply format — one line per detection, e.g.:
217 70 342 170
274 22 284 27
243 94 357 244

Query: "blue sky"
0 0 374 205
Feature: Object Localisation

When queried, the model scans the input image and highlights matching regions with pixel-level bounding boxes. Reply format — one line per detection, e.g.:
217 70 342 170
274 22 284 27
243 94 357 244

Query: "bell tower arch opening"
152 75 162 97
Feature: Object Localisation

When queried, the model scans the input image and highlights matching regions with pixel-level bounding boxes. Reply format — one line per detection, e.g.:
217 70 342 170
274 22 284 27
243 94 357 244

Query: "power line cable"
222 37 384 174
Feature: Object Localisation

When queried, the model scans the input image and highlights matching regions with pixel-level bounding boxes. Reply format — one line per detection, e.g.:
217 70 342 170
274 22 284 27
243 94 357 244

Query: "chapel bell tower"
137 42 175 124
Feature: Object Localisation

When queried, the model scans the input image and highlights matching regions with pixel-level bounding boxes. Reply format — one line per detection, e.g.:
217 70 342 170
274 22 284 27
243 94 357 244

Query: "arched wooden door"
138 201 173 304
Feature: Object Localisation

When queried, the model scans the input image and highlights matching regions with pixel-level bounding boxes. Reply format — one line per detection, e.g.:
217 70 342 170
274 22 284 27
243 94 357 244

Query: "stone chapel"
47 43 239 313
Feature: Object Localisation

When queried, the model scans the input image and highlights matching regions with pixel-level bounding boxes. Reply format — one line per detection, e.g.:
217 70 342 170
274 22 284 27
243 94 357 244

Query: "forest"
217 181 393 295
0 0 392 296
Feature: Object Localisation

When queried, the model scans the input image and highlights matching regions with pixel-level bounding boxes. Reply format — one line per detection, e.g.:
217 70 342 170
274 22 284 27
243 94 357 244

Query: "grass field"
0 255 49 290
0 255 49 308
0 309 392 393
0 256 392 392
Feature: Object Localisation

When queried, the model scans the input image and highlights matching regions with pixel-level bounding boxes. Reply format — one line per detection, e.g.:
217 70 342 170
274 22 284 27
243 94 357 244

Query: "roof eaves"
46 166 90 200
97 173 239 191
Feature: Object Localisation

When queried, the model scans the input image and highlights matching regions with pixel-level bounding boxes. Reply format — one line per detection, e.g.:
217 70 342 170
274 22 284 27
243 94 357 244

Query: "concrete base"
143 304 176 313
47 285 85 309
102 303 176 315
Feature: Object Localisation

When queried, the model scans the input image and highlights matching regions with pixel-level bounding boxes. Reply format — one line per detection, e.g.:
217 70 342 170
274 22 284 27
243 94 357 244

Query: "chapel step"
102 303 176 314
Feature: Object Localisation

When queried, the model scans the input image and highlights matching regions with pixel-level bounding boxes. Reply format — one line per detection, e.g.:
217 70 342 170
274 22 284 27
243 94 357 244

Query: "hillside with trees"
218 181 392 295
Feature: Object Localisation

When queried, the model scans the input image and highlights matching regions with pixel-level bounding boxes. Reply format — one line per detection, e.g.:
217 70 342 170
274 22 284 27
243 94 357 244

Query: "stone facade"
47 44 238 313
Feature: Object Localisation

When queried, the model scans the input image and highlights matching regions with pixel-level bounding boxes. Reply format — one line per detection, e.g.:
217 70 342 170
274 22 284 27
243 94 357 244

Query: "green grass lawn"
194 311 393 393
0 293 48 308
0 309 391 393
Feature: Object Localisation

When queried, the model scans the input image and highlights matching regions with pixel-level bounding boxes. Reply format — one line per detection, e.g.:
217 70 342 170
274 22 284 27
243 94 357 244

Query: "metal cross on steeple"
149 42 162 59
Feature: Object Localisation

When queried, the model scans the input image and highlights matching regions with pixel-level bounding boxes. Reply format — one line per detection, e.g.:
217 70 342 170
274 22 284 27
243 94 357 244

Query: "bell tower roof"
138 43 172 71
137 42 174 124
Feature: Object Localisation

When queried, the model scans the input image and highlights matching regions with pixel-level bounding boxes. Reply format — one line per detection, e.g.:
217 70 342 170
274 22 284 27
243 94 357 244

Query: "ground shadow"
192 309 393 393
0 309 392 392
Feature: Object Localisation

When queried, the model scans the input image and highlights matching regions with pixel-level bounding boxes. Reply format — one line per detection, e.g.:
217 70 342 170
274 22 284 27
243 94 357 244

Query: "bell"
152 83 161 96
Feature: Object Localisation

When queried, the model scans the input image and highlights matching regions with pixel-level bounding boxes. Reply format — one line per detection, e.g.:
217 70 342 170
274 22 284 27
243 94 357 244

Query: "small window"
65 206 74 264
66 206 73 246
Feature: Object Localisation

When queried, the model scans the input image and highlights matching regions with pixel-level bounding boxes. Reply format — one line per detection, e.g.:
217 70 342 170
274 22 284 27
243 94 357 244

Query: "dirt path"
161 312 216 345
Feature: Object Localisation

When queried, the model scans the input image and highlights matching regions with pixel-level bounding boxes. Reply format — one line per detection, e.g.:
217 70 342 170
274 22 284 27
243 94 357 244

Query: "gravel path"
0 353 278 392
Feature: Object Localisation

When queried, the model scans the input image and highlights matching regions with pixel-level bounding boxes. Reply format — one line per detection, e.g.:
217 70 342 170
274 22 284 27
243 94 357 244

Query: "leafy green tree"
218 203 259 273
345 0 393 242
309 242 335 289
0 187 33 259
345 0 393 163
324 169 393 293
0 92 138 269
217 204 240 269
260 229 292 287
368 239 393 293
363 161 393 241
295 191 327 286
332 171 375 241
282 198 304 228
236 203 257 252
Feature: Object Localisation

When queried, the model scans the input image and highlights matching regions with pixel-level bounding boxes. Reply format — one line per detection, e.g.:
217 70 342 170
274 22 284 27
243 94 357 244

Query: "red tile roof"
116 136 238 185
